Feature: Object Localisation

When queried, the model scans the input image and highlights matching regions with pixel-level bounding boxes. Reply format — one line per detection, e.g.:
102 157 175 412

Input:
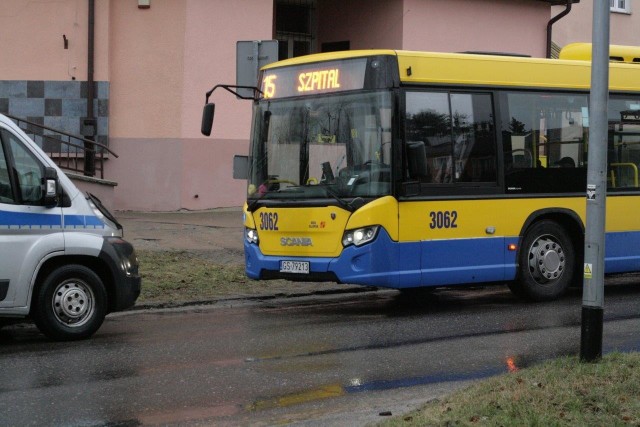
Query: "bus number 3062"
259 212 279 230
429 211 458 229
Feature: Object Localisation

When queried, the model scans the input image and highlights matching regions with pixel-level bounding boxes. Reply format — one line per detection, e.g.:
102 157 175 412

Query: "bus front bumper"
243 228 420 287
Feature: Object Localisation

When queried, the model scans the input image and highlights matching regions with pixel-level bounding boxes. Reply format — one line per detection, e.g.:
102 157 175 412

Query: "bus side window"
405 91 497 185
608 97 640 190
502 92 588 193
406 91 450 184
450 93 496 183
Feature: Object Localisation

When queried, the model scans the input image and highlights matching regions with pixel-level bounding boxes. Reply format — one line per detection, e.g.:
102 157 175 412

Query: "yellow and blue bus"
203 45 640 301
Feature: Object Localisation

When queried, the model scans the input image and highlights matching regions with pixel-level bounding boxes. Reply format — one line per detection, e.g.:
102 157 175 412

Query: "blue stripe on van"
0 209 103 229
63 214 105 229
0 209 62 228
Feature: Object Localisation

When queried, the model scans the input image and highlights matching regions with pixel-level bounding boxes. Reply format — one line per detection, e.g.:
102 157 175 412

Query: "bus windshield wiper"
319 183 354 212
247 186 305 211
247 194 265 212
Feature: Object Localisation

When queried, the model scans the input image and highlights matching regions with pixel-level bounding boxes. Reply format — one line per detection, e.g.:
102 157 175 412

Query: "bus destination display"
261 58 368 99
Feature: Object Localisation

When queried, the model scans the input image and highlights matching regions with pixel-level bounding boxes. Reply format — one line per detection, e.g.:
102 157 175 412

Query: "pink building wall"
106 0 273 211
317 0 404 50
402 0 550 57
0 0 110 81
316 0 551 60
552 2 640 47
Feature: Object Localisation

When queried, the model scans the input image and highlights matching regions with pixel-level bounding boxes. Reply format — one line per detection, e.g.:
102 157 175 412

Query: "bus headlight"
245 227 259 245
342 225 379 247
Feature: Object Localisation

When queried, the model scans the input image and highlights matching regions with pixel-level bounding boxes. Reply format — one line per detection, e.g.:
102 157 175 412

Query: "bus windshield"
247 90 393 204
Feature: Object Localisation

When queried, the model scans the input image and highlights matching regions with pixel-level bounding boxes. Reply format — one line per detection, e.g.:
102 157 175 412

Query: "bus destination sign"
261 58 368 99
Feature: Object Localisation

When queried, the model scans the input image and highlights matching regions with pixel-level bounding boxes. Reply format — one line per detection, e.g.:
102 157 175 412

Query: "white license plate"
280 261 310 274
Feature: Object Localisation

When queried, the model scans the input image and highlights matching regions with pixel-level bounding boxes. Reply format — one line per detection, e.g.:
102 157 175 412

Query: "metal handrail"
4 114 117 179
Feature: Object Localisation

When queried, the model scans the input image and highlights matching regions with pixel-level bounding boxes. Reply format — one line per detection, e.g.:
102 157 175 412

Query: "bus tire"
509 220 574 301
33 265 107 341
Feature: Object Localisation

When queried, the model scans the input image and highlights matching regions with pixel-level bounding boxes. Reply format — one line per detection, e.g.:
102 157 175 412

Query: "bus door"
402 90 503 287
606 97 640 272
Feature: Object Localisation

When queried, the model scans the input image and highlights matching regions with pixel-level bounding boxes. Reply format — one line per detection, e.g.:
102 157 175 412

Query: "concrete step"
65 172 117 211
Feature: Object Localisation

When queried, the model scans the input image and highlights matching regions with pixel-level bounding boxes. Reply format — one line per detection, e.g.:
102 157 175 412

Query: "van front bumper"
100 237 141 311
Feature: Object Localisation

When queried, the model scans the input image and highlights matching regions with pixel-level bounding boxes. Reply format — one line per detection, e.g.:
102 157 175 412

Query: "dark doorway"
275 0 316 60
322 41 350 52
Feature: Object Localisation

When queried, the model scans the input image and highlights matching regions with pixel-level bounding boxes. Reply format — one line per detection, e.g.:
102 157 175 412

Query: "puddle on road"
246 363 511 412
245 350 586 413
247 384 345 411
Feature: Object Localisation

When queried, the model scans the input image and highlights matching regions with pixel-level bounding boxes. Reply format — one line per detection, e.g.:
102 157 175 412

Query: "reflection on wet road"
2 279 640 426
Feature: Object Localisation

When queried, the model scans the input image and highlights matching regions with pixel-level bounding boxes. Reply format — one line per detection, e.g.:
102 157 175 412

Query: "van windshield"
247 90 393 204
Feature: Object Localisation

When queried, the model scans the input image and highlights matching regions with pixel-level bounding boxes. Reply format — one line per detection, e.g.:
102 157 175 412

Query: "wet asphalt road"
1 280 640 426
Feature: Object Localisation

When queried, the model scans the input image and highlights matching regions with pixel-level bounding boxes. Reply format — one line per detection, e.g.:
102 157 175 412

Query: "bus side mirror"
407 141 428 178
233 155 248 179
201 103 215 136
43 167 59 208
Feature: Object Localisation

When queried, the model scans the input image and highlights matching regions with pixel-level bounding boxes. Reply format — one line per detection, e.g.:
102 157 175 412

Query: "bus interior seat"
513 155 529 168
555 157 576 168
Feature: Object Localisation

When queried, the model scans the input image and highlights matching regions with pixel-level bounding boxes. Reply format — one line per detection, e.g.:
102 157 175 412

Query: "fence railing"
5 114 118 180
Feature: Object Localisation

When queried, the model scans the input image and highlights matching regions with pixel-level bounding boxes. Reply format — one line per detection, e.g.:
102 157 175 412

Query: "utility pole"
580 0 610 362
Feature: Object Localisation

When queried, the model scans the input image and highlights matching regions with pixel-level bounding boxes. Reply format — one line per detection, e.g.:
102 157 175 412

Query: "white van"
0 114 140 341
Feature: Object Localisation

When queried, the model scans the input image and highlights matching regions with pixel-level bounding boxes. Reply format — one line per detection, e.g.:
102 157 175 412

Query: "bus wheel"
510 220 574 301
33 265 107 341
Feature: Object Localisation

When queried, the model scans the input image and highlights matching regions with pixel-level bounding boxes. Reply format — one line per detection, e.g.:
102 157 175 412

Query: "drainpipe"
84 0 96 176
546 0 573 59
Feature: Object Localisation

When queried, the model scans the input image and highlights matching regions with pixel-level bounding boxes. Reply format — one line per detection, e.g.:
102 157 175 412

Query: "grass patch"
137 249 290 303
380 352 640 426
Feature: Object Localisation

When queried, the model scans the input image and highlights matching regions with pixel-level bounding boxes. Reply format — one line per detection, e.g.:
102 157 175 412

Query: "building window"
610 0 631 14
275 0 316 60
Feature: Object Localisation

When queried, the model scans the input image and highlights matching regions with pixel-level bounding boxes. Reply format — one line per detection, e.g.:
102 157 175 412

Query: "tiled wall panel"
0 80 109 146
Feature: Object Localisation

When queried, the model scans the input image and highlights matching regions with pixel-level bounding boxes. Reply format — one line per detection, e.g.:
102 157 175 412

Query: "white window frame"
610 0 631 14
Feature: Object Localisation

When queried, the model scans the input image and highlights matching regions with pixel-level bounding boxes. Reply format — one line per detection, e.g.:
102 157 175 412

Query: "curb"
125 286 381 312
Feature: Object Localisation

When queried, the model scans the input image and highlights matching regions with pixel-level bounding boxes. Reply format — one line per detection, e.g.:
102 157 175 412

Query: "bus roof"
396 50 639 92
559 43 640 64
261 48 640 93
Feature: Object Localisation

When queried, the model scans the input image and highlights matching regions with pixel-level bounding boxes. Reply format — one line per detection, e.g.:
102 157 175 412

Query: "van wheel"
33 265 107 341
509 220 574 301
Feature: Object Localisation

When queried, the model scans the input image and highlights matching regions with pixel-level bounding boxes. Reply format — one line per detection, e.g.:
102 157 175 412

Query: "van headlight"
342 225 379 247
105 237 139 277
245 227 259 245
88 198 121 236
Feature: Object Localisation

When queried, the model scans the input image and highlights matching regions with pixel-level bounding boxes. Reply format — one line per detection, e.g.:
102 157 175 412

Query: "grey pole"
580 0 610 362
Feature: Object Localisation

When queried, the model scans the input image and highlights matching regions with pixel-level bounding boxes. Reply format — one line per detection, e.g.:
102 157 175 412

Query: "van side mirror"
201 103 215 136
42 167 59 208
407 141 428 178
